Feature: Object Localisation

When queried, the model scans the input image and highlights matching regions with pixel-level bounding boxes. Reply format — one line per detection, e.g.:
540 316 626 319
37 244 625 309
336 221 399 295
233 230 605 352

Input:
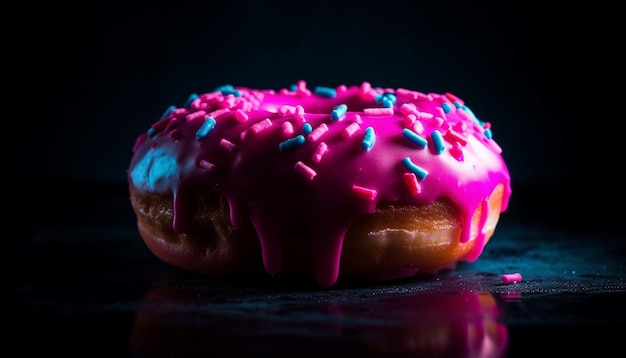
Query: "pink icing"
128 81 512 287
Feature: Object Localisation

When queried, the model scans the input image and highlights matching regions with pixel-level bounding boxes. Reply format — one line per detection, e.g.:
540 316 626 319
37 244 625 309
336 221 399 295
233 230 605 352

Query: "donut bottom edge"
130 184 505 285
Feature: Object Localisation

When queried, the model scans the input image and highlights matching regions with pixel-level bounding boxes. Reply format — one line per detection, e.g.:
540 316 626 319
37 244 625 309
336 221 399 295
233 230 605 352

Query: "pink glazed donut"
127 80 512 288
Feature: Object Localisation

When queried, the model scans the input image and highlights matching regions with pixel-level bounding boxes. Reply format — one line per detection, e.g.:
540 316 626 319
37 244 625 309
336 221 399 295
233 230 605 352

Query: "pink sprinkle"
220 138 236 153
403 173 421 195
395 88 419 100
171 108 188 117
185 110 206 123
163 117 180 133
279 105 296 115
294 161 317 180
219 95 236 109
296 80 311 97
198 159 215 171
250 118 272 134
403 113 416 127
444 92 463 105
418 112 434 121
307 123 329 142
501 273 522 284
353 114 362 124
450 141 464 161
433 116 445 127
412 119 424 134
435 106 447 119
190 97 203 110
352 185 377 200
295 105 305 116
233 109 249 123
341 122 361 138
168 129 181 140
360 82 371 96
281 121 294 136
399 103 419 116
208 108 231 120
364 107 394 116
336 84 347 93
311 142 328 163
444 129 468 146
151 117 171 132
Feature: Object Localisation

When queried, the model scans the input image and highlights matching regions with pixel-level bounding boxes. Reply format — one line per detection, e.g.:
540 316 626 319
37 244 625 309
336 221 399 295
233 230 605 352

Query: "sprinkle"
403 113 416 127
186 110 206 123
402 157 428 180
331 104 348 120
501 273 522 284
160 105 176 120
380 93 396 108
484 128 493 139
302 122 313 135
207 108 231 120
196 117 217 140
281 121 294 136
361 127 376 151
444 129 468 146
363 107 394 116
184 93 199 108
221 88 241 97
430 130 445 154
250 118 273 135
359 82 372 96
402 128 428 148
147 128 156 138
279 135 305 152
279 105 297 115
294 161 317 180
220 138 236 153
441 102 452 113
213 84 234 92
342 122 361 138
444 92 463 104
352 185 377 200
403 173 421 195
198 159 215 171
412 120 424 134
450 141 464 161
314 86 337 98
168 129 182 140
399 103 419 116
311 142 328 163
163 117 179 133
233 109 249 123
307 123 329 142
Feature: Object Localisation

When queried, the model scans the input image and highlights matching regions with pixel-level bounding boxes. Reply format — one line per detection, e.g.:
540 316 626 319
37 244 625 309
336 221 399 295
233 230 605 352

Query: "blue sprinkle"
303 123 313 135
381 97 394 108
361 127 376 151
160 105 176 120
331 104 348 120
184 93 199 108
213 84 234 92
442 103 452 113
279 135 305 152
402 157 428 180
196 117 216 140
289 84 297 91
221 89 242 97
453 101 463 109
402 128 428 148
484 128 493 139
375 93 384 103
314 86 337 98
147 127 156 138
431 130 445 154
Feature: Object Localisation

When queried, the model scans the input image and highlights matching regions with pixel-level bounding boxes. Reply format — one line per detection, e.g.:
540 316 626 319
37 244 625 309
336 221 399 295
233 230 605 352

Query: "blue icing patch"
130 148 179 192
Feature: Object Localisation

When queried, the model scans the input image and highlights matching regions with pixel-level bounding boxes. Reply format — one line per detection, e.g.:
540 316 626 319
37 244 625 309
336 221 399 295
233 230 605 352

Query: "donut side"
129 181 505 283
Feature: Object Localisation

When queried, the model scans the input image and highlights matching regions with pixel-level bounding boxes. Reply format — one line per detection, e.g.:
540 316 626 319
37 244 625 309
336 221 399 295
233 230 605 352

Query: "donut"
127 80 512 288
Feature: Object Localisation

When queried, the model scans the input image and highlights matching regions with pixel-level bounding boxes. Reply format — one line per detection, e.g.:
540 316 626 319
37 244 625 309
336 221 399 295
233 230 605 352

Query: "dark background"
6 0 622 226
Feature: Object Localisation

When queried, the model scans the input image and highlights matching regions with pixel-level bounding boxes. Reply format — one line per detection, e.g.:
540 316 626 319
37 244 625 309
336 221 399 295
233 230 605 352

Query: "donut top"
128 80 512 287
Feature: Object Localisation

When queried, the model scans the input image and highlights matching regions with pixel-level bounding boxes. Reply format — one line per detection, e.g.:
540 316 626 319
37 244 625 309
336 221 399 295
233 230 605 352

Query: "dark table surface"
3 182 625 358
